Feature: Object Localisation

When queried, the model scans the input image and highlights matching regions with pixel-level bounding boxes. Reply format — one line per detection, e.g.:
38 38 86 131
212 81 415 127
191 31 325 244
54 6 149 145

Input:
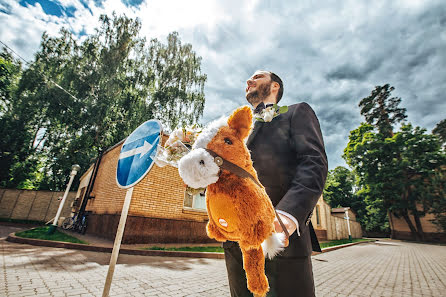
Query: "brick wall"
389 210 445 242
83 135 209 243
0 188 75 222
85 138 208 222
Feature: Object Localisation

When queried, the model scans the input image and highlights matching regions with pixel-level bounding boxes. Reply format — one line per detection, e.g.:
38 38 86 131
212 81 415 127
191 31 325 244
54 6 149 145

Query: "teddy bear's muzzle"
178 148 221 189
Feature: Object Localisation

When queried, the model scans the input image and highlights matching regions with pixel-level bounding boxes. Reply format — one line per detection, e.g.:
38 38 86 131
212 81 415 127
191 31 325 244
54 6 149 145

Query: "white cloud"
1 0 445 169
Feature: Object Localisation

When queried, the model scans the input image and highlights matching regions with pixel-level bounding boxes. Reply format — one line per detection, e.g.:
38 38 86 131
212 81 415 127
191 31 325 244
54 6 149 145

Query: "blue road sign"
116 120 162 188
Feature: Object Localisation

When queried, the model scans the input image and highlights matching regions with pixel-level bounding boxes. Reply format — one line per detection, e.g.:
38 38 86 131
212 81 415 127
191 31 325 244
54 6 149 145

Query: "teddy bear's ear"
227 105 253 140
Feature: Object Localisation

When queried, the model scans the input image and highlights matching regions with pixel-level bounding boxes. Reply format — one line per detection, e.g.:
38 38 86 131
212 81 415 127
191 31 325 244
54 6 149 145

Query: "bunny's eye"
224 138 233 145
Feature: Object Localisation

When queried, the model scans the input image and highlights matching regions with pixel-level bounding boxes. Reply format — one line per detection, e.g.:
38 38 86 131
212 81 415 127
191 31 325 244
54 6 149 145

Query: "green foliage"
0 49 41 188
15 226 87 244
359 84 406 137
345 92 446 238
0 13 206 190
324 166 369 230
428 168 446 232
324 166 356 207
345 84 446 239
433 119 446 145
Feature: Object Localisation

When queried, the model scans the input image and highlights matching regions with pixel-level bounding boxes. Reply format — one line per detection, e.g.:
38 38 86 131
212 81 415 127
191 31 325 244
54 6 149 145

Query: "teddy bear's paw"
261 232 286 259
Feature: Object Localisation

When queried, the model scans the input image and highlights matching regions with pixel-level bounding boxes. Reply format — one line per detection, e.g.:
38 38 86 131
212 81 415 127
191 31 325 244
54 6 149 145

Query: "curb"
6 233 225 259
7 233 374 259
318 240 375 254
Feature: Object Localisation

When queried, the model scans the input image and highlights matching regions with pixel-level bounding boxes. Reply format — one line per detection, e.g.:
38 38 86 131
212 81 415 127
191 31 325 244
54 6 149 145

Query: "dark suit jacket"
247 102 328 257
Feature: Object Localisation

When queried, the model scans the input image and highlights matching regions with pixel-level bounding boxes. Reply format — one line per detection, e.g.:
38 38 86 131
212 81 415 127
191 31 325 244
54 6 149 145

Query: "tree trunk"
388 210 395 239
413 210 425 242
401 210 419 241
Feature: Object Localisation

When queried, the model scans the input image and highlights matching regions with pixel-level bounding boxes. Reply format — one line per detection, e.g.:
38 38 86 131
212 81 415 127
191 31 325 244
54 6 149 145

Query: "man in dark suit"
223 70 328 297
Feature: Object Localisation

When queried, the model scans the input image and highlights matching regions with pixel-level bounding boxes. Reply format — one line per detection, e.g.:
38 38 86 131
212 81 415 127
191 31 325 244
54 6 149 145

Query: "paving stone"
2 236 446 297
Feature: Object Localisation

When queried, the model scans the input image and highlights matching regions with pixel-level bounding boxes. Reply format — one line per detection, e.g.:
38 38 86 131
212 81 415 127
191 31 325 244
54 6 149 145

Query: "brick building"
311 196 363 241
76 135 211 244
76 137 363 244
389 209 446 242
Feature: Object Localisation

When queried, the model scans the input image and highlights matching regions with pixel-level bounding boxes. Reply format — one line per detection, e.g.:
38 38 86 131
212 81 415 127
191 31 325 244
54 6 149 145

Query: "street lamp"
344 207 352 241
48 164 81 234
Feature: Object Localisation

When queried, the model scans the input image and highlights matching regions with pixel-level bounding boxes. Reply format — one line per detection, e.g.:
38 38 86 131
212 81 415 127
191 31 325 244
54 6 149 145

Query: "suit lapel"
247 121 263 146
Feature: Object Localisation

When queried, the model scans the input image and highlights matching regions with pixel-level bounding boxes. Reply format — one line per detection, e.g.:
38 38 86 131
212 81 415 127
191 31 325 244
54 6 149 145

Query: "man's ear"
227 105 253 140
271 82 279 99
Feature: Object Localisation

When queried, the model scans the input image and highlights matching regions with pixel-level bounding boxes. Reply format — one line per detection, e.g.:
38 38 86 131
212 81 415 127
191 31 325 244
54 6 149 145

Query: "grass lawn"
143 238 372 253
0 218 45 225
142 246 224 253
15 226 87 244
319 238 372 248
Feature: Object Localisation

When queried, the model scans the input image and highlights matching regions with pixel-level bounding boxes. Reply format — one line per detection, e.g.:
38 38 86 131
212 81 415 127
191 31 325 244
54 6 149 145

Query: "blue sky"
1 0 445 170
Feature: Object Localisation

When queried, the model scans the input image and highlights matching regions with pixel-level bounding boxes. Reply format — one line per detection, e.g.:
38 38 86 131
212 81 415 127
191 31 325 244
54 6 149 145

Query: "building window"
316 205 321 226
184 189 206 211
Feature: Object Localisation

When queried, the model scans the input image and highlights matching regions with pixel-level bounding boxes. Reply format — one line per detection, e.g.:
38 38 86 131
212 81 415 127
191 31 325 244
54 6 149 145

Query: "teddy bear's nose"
199 160 205 165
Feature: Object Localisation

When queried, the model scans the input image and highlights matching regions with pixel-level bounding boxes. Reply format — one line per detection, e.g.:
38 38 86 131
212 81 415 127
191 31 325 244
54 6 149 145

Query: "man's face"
245 71 272 106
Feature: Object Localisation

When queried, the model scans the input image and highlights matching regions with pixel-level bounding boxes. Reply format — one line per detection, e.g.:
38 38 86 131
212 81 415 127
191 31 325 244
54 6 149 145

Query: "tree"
343 123 392 233
428 168 446 232
148 32 206 130
0 13 207 190
0 49 43 189
344 104 445 240
433 119 446 145
346 85 446 240
359 84 407 137
324 166 368 230
324 166 356 207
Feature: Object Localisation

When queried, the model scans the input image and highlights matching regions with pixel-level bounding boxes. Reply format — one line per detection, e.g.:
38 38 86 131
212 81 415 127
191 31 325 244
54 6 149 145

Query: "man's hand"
274 213 297 236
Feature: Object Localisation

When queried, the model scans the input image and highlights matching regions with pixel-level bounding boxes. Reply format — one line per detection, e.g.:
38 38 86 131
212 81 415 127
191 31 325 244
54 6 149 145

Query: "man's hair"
269 72 284 103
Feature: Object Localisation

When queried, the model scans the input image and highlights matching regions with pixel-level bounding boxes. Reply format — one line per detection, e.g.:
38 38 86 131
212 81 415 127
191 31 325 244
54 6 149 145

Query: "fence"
0 188 76 223
326 214 362 240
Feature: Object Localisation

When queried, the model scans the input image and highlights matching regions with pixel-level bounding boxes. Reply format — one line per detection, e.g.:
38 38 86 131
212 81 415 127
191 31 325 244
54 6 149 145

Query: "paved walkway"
1 226 446 296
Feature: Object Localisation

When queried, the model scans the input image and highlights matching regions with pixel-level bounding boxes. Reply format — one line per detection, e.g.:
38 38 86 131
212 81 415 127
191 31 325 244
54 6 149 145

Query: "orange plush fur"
204 106 276 296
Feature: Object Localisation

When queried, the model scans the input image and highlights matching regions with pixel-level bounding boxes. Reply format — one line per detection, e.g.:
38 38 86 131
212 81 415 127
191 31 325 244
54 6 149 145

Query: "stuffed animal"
178 106 286 297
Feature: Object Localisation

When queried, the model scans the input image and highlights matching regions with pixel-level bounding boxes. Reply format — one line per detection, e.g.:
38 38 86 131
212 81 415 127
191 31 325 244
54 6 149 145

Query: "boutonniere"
254 104 288 122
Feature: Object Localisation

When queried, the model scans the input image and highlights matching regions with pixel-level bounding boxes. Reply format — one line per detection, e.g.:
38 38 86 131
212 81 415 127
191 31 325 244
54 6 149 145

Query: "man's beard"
246 82 271 106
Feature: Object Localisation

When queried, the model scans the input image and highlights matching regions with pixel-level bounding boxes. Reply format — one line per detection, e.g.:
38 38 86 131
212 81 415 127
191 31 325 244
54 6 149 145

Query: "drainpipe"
79 150 103 216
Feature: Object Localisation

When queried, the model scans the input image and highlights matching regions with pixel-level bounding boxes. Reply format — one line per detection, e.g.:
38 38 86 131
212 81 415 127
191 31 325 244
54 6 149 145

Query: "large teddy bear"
178 106 286 297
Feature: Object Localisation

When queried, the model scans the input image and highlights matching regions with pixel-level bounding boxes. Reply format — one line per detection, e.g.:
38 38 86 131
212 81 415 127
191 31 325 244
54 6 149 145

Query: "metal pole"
345 208 352 241
102 187 134 297
48 164 80 234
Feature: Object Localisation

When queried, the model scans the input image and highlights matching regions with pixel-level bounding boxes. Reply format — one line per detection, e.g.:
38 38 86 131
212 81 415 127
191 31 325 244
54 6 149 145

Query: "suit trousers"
223 242 316 297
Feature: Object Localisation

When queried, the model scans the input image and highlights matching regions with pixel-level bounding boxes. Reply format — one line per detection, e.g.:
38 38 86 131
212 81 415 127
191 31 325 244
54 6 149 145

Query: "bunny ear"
227 105 253 140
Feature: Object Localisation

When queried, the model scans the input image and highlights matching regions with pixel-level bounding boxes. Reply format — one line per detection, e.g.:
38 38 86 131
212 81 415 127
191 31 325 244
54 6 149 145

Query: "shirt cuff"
276 210 300 236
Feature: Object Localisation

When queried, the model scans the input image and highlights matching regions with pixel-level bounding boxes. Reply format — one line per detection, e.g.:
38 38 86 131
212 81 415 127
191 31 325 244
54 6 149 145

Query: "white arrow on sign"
119 138 157 160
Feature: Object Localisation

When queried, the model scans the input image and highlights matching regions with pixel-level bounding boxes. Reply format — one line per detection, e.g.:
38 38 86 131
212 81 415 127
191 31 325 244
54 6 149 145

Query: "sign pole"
102 187 134 297
102 119 161 296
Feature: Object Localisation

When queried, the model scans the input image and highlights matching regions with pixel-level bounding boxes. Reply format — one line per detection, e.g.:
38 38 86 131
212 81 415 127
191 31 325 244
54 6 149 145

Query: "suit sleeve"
275 102 328 234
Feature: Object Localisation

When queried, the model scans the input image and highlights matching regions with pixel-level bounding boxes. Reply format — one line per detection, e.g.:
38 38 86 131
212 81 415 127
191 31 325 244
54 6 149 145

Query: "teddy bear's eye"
224 138 233 145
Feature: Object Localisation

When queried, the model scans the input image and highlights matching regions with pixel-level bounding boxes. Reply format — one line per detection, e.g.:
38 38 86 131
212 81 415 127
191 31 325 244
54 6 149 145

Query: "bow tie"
254 102 274 114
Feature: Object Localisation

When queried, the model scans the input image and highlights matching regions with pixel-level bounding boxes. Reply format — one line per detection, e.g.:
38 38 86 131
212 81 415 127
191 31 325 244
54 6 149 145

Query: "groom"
223 70 328 297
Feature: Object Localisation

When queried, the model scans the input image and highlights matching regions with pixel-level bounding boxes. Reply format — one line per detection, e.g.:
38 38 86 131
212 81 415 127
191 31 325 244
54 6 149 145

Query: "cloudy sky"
1 0 445 169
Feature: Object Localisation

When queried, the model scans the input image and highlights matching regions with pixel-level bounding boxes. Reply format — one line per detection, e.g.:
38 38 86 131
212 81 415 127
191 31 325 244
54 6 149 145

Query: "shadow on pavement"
2 239 220 273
